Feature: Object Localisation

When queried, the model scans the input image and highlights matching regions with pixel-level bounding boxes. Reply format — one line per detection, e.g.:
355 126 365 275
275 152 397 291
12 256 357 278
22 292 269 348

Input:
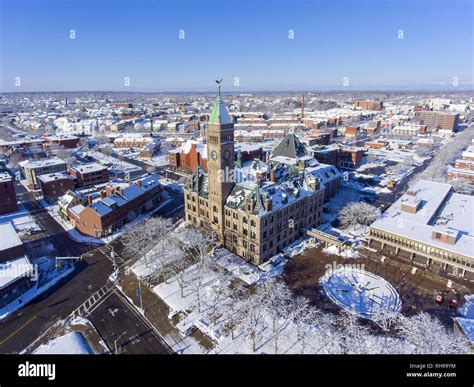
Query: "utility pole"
137 280 144 312
114 331 127 355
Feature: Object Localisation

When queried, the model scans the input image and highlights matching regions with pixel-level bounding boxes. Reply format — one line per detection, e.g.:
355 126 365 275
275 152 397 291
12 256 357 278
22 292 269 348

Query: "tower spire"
216 78 223 97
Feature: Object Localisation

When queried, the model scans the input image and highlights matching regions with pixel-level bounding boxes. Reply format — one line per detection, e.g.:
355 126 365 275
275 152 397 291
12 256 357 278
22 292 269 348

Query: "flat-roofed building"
369 180 474 280
0 172 18 215
19 158 67 190
38 172 77 203
68 163 109 188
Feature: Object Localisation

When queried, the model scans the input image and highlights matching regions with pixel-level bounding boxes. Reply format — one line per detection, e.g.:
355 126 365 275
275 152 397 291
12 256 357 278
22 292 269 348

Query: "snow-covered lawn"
33 332 93 354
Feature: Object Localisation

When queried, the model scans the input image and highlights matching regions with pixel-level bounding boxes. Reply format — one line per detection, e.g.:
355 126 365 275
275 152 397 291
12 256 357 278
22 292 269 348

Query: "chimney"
106 185 115 196
301 95 305 119
270 169 276 182
264 195 273 211
136 179 142 188
100 190 106 199
87 195 93 205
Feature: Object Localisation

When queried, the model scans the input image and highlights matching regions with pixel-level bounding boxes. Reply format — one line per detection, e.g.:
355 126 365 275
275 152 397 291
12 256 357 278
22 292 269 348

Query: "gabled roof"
272 132 307 159
122 184 144 201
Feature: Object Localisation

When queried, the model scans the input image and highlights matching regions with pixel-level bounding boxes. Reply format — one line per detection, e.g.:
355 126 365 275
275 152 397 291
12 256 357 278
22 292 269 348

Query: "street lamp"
114 331 127 355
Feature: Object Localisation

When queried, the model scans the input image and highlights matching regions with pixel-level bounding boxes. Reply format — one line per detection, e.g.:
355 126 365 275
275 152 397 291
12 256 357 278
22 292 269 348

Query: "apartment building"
19 158 67 189
68 175 161 238
68 163 109 187
0 172 18 215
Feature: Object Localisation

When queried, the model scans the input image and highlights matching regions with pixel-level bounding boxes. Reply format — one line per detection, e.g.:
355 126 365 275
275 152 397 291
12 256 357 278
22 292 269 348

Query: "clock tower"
206 80 235 237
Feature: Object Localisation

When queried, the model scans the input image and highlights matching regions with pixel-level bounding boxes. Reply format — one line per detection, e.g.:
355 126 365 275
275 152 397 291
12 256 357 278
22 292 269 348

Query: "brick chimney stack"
301 95 305 119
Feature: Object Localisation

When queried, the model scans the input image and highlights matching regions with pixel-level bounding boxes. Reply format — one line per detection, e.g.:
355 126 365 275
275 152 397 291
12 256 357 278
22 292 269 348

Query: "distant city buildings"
448 140 474 183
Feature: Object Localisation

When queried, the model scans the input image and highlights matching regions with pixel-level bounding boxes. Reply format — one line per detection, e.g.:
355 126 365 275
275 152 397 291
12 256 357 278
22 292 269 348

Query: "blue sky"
0 0 472 92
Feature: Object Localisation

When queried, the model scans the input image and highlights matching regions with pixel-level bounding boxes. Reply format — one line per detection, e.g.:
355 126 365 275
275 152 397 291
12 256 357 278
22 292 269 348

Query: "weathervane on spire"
215 79 223 96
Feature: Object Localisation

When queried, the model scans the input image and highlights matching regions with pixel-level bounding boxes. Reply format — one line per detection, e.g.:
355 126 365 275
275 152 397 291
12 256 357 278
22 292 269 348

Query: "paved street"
87 290 172 354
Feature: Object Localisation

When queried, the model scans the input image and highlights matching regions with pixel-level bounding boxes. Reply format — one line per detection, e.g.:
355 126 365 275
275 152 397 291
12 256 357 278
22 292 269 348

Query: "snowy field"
33 332 93 354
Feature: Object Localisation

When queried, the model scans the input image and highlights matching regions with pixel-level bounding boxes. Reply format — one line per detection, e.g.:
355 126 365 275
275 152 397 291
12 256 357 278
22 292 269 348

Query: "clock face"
224 150 230 160
210 150 218 161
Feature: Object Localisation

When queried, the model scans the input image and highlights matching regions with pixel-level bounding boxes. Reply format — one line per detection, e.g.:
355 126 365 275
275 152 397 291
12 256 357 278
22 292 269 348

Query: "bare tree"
261 278 292 354
121 217 173 261
339 202 381 231
238 289 267 353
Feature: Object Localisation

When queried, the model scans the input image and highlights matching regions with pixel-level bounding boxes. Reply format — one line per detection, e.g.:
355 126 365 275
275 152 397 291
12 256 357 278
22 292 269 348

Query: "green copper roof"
271 132 307 159
209 81 232 125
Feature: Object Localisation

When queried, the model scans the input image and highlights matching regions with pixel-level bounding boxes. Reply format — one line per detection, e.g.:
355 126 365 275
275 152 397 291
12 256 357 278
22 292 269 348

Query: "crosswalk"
69 283 115 320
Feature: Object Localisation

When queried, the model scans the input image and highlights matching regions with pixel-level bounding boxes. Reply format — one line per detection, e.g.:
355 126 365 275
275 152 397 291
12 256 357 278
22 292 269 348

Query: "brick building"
0 172 18 215
38 172 77 203
19 158 67 190
447 142 474 182
314 146 365 170
353 100 384 111
68 175 161 238
414 111 459 132
168 141 208 174
184 84 325 266
44 135 80 149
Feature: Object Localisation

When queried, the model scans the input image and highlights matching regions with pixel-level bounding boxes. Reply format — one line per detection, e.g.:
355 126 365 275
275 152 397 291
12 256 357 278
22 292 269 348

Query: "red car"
448 299 459 309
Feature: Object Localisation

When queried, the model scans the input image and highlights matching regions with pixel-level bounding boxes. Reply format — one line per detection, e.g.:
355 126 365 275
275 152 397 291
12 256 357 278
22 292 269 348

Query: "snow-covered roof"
70 163 107 173
38 171 74 183
0 256 34 290
0 172 13 183
208 86 232 125
370 180 473 258
19 157 66 169
70 204 85 217
0 222 23 251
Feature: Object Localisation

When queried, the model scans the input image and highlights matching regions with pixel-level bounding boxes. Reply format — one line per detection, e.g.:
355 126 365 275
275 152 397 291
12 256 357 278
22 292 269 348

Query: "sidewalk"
117 267 210 354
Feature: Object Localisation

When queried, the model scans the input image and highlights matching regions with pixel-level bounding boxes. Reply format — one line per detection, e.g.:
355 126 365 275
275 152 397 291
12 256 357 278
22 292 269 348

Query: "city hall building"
184 83 326 265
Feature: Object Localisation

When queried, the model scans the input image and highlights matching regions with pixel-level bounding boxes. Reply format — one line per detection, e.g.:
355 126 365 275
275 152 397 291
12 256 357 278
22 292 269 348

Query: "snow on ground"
320 267 402 319
322 186 363 224
131 227 185 279
322 244 360 259
33 332 93 354
0 258 74 320
459 294 474 319
141 152 169 167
